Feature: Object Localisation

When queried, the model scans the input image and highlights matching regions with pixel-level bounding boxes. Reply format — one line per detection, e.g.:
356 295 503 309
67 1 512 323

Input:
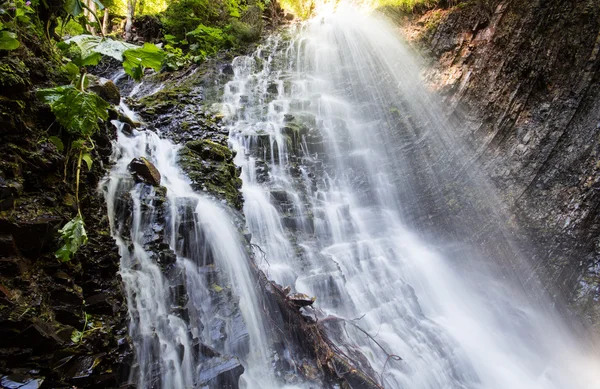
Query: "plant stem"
75 148 83 217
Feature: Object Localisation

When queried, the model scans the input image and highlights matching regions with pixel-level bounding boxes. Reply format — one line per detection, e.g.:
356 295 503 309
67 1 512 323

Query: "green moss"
178 141 242 209
0 61 29 90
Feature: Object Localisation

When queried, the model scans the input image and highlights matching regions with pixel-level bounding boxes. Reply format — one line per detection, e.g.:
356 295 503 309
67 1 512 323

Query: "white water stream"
221 6 600 389
102 124 277 387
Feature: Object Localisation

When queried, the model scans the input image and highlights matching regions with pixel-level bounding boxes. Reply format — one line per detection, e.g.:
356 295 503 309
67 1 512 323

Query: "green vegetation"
34 6 165 261
0 0 34 51
4 0 269 261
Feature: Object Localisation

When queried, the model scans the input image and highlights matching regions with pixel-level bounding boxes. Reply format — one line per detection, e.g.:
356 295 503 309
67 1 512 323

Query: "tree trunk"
102 8 109 36
87 0 97 36
125 0 137 41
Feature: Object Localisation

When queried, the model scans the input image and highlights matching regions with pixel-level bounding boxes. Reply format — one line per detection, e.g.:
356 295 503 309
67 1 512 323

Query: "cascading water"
102 109 278 386
223 5 600 389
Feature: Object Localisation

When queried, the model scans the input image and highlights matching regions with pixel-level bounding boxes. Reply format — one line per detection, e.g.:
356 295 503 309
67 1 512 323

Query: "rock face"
128 156 162 186
0 12 131 385
400 0 600 328
198 356 244 388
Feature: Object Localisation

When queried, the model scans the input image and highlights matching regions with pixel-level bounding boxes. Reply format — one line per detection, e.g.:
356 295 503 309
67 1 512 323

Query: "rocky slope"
398 0 600 330
0 37 131 388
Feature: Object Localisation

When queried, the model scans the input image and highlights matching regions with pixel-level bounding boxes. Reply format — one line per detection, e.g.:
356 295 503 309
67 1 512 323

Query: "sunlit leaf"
82 153 93 171
64 35 138 62
122 43 165 81
55 215 88 262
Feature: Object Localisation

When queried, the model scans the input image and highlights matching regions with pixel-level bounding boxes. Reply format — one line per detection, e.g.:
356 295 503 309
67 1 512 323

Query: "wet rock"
267 83 279 94
222 64 234 75
88 76 121 105
128 157 161 186
64 353 105 381
0 217 62 259
84 292 115 315
0 178 21 211
0 374 44 389
287 293 316 309
197 356 244 389
186 139 232 162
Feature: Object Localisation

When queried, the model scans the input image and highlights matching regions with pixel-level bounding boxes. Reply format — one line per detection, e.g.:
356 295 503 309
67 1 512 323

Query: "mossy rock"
178 141 243 209
186 139 232 162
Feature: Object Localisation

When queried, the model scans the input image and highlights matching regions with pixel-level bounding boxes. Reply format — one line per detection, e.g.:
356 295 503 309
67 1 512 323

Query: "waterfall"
223 5 600 389
102 124 278 387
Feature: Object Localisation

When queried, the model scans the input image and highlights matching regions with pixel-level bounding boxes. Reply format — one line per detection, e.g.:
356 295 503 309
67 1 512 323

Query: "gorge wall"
397 0 600 331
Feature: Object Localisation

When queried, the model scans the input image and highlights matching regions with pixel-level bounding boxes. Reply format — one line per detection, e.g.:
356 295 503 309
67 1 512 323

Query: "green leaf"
122 43 165 81
64 35 138 62
37 85 109 137
90 0 105 11
79 52 102 67
82 153 93 171
55 215 88 262
71 139 87 150
71 329 83 343
49 136 65 152
65 0 84 17
0 31 20 51
63 62 80 79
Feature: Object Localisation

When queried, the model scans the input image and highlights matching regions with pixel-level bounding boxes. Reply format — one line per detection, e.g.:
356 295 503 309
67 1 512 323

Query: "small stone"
287 293 316 308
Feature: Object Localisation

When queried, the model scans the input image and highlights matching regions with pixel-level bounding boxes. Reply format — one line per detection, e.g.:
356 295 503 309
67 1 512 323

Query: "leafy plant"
186 24 232 58
122 42 166 80
56 214 88 262
37 86 110 136
39 33 164 262
37 84 106 262
0 0 35 51
71 312 100 343
62 0 106 36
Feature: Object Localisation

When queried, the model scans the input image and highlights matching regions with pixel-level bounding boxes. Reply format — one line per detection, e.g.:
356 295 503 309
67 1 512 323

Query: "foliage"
62 34 138 62
57 17 85 36
162 0 222 40
0 0 35 51
71 312 101 343
107 0 169 16
278 0 314 19
63 0 106 35
0 30 19 50
186 24 232 58
37 85 110 136
122 42 165 80
65 0 105 17
55 215 88 262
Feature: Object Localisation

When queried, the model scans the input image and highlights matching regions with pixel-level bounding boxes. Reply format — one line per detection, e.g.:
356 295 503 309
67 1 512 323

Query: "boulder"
128 157 161 186
88 76 121 105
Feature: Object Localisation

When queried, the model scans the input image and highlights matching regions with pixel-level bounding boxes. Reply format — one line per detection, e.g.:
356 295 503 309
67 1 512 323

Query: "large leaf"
0 31 20 51
122 43 165 81
55 215 88 262
65 35 138 62
65 0 104 17
37 85 109 137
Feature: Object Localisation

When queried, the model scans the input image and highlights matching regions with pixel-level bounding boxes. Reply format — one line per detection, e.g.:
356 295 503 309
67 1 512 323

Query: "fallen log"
254 268 385 389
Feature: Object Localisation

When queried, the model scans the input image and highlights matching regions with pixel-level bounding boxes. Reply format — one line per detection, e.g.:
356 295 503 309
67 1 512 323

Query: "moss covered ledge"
178 139 243 210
